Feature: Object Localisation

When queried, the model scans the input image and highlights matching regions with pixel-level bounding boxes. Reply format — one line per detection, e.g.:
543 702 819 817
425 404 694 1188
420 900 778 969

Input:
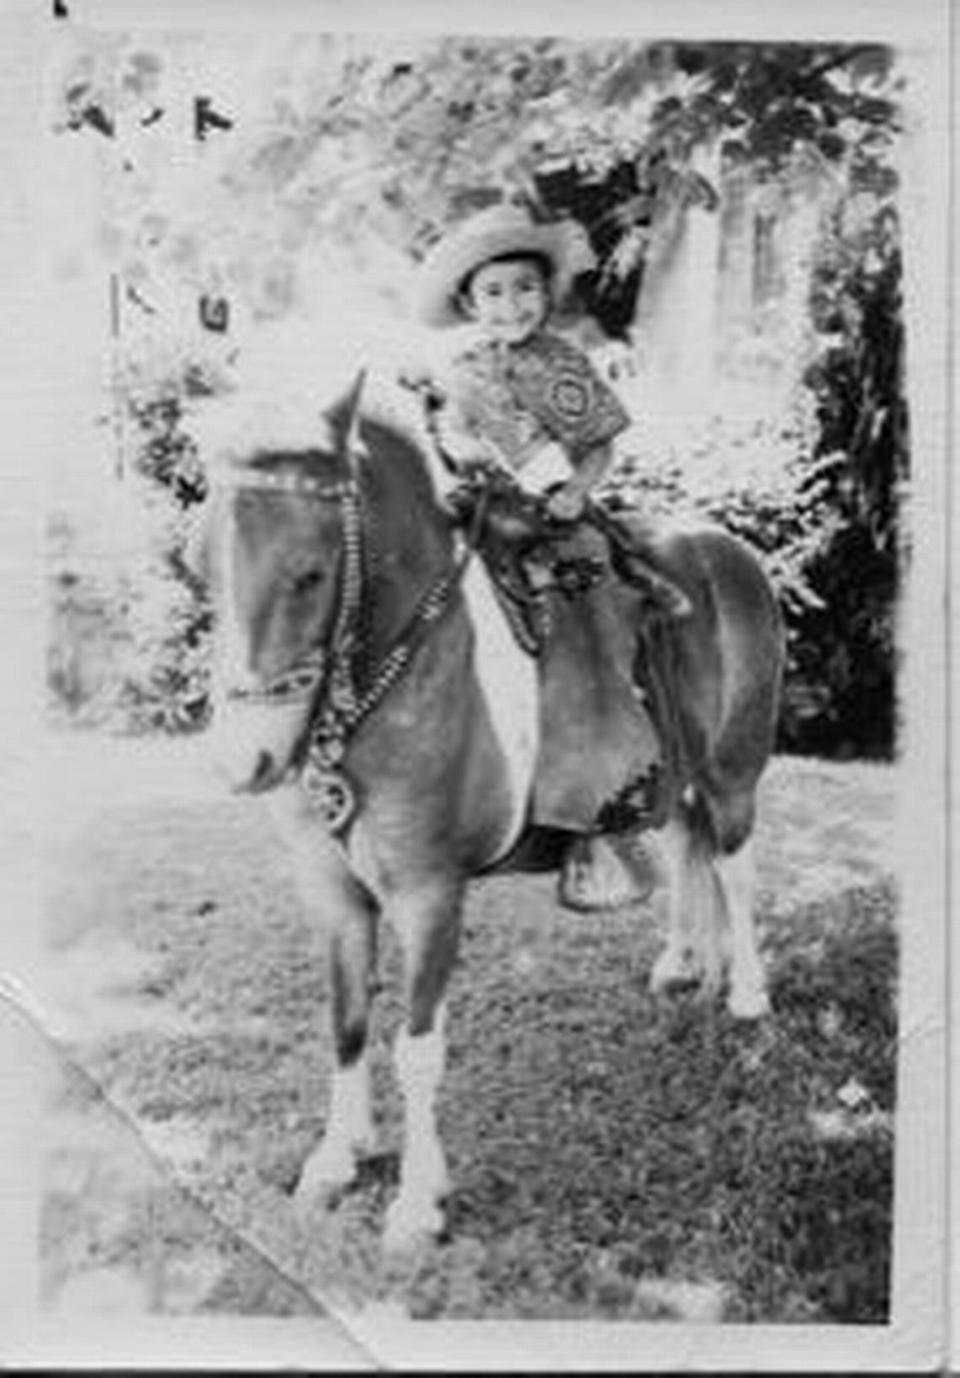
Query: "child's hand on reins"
397 364 450 412
545 486 587 523
437 424 503 471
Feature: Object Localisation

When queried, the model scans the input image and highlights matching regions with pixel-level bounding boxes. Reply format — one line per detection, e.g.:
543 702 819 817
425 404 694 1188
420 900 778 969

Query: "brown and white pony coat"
194 372 783 1250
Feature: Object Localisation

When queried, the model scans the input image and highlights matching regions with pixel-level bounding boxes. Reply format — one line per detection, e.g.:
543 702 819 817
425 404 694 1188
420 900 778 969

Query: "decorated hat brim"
416 212 576 328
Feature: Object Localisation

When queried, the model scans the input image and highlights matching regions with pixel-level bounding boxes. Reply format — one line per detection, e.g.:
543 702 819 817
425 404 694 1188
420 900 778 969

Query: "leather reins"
212 454 477 831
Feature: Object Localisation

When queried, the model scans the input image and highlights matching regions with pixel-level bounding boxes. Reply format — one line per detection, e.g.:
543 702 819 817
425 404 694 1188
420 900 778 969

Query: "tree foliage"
49 34 900 326
786 192 906 756
47 34 906 754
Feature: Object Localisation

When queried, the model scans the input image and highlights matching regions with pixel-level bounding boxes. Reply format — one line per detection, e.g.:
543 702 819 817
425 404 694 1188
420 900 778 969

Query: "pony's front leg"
384 878 464 1252
266 789 379 1201
297 887 379 1199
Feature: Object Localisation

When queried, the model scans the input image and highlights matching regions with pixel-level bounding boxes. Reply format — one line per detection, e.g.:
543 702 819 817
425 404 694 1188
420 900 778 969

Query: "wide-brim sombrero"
416 205 583 329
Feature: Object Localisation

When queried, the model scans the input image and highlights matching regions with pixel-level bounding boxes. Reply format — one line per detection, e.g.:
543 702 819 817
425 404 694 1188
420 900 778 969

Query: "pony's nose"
244 750 278 794
205 694 306 795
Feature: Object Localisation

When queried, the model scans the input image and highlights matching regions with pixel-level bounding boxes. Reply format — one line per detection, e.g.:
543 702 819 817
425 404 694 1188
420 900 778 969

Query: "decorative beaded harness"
214 459 473 833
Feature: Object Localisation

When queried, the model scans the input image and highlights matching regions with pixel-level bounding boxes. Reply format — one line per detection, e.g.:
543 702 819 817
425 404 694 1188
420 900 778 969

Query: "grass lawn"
39 737 898 1323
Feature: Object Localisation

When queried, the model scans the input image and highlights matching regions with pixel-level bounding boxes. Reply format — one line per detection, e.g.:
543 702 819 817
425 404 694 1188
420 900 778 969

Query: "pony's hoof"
294 1140 364 1207
727 985 771 1021
383 1195 445 1255
650 947 700 994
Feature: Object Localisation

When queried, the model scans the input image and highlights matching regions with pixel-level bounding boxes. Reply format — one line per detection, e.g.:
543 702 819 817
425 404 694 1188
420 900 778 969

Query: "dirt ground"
32 729 898 1332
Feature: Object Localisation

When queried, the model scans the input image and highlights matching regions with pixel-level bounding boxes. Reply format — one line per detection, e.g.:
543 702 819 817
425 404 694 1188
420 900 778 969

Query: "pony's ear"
322 368 368 465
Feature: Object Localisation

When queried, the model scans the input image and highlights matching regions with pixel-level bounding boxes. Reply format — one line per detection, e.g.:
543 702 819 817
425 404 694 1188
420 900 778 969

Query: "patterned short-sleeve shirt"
443 329 630 471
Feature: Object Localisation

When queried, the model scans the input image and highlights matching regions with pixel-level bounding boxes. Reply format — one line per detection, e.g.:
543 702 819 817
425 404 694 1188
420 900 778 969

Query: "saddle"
531 525 685 834
447 470 688 835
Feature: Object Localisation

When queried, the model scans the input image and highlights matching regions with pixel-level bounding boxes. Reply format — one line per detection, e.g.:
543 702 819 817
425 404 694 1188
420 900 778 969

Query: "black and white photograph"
0 0 950 1369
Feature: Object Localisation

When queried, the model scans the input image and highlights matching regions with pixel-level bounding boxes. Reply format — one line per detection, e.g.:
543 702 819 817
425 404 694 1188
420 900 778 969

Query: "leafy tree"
46 33 906 753
786 190 906 757
47 36 899 329
110 347 217 732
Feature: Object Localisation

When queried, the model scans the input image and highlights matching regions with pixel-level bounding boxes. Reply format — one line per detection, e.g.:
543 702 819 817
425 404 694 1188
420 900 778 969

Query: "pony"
192 369 784 1251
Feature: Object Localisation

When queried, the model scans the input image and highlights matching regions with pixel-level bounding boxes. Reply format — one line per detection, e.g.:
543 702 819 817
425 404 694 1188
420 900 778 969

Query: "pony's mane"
187 310 438 462
188 367 432 473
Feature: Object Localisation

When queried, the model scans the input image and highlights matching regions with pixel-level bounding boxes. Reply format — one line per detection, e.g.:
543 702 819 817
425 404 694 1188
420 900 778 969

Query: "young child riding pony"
415 203 628 518
407 204 686 900
410 203 688 621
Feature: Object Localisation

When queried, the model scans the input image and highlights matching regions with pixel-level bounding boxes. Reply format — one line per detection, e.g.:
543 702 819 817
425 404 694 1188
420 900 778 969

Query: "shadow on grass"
747 882 898 1323
43 784 899 1323
392 878 898 1322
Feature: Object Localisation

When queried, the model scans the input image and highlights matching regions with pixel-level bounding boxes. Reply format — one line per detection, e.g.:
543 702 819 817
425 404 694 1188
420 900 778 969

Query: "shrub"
47 510 140 729
50 310 900 757
111 356 215 733
603 393 849 753
791 209 906 759
47 341 218 735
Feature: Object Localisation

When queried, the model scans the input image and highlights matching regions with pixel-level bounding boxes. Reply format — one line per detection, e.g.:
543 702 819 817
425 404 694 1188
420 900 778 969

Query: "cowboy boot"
558 831 660 912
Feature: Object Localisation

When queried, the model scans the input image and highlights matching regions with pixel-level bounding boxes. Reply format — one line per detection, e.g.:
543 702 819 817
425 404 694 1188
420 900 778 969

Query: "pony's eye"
290 567 325 594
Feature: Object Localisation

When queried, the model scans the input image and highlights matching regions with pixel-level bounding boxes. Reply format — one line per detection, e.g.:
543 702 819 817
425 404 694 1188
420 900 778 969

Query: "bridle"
212 454 474 833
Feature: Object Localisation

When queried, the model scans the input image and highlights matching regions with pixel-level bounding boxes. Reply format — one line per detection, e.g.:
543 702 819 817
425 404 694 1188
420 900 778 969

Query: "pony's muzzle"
204 696 309 796
243 749 282 795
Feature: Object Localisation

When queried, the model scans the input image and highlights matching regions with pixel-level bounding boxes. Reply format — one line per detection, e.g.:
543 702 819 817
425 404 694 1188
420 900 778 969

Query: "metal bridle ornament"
300 757 356 834
213 454 471 834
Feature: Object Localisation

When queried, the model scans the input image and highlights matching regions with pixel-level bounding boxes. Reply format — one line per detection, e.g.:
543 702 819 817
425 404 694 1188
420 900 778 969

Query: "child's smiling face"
462 255 551 345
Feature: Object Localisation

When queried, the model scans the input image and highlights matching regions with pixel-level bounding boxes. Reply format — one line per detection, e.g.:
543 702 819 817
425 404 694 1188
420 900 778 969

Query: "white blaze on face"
460 557 539 862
